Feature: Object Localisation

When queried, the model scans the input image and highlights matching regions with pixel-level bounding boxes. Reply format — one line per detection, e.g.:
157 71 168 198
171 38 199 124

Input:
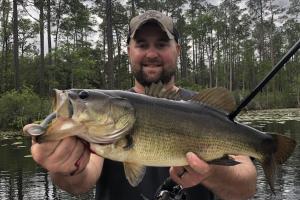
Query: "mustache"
142 58 162 66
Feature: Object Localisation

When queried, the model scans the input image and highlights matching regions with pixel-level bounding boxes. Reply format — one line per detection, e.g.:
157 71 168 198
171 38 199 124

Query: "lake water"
0 108 299 200
238 108 300 200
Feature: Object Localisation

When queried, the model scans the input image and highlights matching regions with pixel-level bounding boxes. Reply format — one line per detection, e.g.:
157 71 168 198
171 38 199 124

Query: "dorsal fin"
144 82 180 100
191 87 236 113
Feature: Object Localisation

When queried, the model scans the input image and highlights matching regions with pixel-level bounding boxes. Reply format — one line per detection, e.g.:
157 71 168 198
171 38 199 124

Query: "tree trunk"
206 35 214 88
180 38 188 80
54 0 62 66
131 0 136 17
105 0 114 89
297 87 300 107
39 0 45 95
47 0 52 66
1 0 10 92
215 37 220 87
116 28 121 88
228 0 233 91
13 0 20 91
259 0 265 62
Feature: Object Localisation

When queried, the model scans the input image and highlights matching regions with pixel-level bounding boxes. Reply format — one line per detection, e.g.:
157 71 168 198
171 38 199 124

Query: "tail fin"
270 133 297 164
261 133 296 193
262 154 276 193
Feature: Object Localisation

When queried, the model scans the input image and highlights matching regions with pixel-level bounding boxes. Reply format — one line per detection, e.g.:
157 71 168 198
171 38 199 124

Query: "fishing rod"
228 39 300 121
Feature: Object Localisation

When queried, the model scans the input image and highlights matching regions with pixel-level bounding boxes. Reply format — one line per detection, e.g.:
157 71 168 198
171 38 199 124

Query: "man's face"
128 23 180 86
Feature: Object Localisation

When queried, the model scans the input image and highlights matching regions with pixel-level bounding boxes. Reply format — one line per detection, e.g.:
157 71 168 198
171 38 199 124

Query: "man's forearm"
50 154 103 195
203 155 257 200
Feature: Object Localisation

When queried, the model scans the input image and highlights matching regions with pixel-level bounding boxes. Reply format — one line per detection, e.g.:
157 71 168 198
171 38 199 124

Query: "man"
26 10 257 200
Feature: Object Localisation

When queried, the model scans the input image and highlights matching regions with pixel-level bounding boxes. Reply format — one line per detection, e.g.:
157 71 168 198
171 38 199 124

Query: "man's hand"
24 124 91 176
169 152 211 188
31 137 91 176
169 152 257 200
24 123 103 195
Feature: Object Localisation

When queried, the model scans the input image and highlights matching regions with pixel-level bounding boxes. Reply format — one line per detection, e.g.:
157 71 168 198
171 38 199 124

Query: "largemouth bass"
23 84 296 192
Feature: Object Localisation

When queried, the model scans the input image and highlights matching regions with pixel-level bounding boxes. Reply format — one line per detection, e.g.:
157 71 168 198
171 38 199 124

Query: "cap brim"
130 19 174 40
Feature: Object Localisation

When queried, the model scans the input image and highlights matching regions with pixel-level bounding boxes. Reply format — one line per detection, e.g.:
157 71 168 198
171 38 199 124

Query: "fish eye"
79 91 89 99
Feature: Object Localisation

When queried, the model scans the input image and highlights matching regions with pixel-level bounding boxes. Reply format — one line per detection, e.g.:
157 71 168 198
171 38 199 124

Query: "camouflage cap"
128 10 178 43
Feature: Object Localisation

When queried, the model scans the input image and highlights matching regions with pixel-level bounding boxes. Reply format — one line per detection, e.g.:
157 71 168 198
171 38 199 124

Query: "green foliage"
176 79 203 92
253 92 297 109
0 0 299 129
0 88 50 130
233 89 298 110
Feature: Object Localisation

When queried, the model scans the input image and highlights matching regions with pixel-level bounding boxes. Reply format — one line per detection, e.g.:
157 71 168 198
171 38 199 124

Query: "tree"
0 0 299 109
53 0 63 64
47 0 52 66
33 0 46 96
105 0 114 89
13 0 20 91
18 19 39 57
246 0 268 62
177 15 190 80
1 0 11 92
287 0 300 19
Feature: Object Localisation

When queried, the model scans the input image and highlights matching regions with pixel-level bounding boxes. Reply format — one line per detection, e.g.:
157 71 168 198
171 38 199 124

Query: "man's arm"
170 153 257 200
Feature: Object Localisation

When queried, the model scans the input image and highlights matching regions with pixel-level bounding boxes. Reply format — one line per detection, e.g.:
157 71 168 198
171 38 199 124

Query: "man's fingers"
169 153 214 188
72 145 91 175
48 138 90 175
170 166 203 188
31 140 61 163
51 137 79 165
30 136 91 176
169 166 184 183
186 152 210 175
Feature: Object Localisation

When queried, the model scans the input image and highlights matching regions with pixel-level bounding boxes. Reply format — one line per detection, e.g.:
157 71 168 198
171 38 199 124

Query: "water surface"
0 132 94 200
238 108 300 200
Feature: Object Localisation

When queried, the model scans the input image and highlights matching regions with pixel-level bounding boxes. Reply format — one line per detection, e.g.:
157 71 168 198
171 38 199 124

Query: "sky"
28 0 292 53
208 0 290 6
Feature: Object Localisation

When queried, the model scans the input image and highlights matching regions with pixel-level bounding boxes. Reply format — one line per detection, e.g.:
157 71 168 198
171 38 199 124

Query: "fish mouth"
52 89 75 118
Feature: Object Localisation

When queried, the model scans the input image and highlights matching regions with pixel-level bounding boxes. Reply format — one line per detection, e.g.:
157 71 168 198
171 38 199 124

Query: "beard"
132 66 176 87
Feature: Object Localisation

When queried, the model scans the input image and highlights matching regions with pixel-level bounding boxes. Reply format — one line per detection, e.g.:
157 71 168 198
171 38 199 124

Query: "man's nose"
145 46 159 59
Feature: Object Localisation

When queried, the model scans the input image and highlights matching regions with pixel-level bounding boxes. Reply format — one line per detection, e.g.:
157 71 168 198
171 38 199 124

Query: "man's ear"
176 44 181 57
127 46 131 56
127 46 132 67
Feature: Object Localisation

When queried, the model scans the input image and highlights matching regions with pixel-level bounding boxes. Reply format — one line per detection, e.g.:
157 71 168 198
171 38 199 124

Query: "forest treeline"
0 0 299 130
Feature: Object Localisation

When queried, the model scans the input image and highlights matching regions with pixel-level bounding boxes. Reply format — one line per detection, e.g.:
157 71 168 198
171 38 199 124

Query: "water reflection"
238 109 300 200
0 108 299 200
0 132 95 200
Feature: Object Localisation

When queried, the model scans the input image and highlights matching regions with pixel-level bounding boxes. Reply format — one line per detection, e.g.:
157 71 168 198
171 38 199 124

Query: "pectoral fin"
124 162 146 187
208 155 241 166
123 134 133 150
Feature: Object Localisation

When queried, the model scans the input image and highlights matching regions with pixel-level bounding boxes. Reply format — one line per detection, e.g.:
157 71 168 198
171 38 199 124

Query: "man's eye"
157 43 168 48
136 43 147 48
